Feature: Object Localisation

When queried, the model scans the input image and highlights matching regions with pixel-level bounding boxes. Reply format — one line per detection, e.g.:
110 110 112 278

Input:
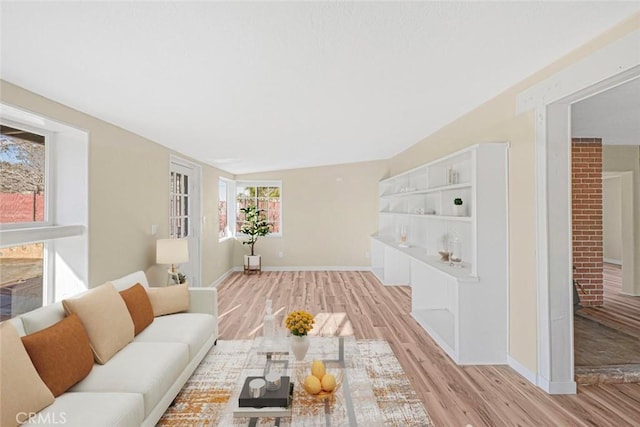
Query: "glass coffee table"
218 336 384 426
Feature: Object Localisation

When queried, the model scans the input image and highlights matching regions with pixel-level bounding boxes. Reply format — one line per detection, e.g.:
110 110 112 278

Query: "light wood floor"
216 271 640 426
575 263 640 367
578 263 640 338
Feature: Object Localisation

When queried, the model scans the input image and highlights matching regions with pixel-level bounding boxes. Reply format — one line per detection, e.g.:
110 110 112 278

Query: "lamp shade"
156 238 189 265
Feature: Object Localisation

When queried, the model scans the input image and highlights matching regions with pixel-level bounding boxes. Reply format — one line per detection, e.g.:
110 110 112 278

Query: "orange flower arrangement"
285 310 315 336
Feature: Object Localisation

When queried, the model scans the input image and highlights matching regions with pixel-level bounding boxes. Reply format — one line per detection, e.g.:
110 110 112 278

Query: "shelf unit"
371 143 508 364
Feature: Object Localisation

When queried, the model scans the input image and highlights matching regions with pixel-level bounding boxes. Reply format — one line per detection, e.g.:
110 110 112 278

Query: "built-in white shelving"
371 143 508 365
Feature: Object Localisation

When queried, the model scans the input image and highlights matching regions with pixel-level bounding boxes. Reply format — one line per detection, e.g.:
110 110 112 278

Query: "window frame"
169 168 191 239
0 119 52 229
218 177 235 242
235 180 282 237
0 107 87 312
0 119 54 309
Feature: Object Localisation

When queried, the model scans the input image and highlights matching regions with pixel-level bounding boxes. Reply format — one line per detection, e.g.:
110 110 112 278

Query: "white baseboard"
508 358 580 394
209 268 235 287
604 258 622 266
507 355 537 386
536 375 577 395
232 266 372 272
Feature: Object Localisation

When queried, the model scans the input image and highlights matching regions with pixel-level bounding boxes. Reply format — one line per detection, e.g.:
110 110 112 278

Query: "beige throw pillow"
146 283 189 316
1 321 55 427
62 283 134 364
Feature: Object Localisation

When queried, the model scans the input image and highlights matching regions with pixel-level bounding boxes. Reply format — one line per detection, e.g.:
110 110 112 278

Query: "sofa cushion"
22 392 144 427
62 283 134 364
146 283 189 316
8 317 26 336
70 342 189 418
20 302 66 335
134 313 216 359
0 321 55 427
21 313 94 397
119 283 154 335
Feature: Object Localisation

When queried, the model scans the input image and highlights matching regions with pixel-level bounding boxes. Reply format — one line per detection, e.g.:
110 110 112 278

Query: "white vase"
290 335 310 361
453 205 466 217
244 255 262 273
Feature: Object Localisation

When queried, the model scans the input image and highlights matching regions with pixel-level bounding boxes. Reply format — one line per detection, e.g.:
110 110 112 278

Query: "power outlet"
365 251 370 259
278 251 284 258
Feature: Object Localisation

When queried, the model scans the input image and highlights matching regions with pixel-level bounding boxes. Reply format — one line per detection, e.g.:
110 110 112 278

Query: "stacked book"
233 376 294 418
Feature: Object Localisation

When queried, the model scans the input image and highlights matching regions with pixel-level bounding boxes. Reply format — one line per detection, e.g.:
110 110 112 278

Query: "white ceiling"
572 77 640 146
1 2 639 174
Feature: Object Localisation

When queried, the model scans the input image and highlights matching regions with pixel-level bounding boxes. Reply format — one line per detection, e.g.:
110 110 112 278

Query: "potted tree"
239 205 272 273
453 197 466 216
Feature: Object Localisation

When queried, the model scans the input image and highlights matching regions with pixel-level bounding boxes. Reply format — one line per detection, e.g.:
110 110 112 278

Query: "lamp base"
167 269 181 286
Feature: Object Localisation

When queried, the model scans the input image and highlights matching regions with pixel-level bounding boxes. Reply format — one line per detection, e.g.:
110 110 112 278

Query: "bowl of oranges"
296 360 344 400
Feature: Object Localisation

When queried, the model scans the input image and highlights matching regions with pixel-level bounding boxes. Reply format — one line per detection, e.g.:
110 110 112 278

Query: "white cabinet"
371 143 508 364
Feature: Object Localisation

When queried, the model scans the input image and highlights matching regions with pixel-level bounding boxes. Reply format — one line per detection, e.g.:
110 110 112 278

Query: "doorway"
519 30 640 394
169 157 201 286
572 165 639 382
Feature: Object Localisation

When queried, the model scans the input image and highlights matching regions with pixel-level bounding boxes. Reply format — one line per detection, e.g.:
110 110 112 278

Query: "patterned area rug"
159 339 433 426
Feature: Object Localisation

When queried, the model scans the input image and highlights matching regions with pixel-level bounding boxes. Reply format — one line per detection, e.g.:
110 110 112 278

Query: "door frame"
516 29 640 394
169 155 202 286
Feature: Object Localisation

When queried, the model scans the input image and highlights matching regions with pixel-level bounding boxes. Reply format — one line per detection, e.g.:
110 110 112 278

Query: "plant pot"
453 205 466 217
244 255 262 274
290 335 310 361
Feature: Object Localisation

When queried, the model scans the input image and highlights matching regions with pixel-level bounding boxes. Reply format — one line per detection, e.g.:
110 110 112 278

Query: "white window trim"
1 104 88 308
236 180 283 237
0 225 85 248
0 118 52 227
218 177 235 242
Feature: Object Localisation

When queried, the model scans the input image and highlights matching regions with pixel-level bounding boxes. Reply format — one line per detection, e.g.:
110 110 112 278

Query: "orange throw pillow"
119 283 154 335
21 313 94 397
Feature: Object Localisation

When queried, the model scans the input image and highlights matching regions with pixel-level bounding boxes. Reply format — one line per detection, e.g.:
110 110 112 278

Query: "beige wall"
603 176 623 262
0 80 235 287
388 14 640 373
235 160 388 268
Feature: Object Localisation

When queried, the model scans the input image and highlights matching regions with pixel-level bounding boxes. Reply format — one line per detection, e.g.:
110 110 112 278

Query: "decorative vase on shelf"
290 335 310 361
453 198 466 216
453 205 466 216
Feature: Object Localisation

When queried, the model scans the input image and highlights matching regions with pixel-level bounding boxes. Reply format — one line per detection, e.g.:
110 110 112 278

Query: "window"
218 178 235 240
0 125 48 319
236 181 282 235
0 107 89 318
0 125 46 224
0 243 44 321
170 170 190 238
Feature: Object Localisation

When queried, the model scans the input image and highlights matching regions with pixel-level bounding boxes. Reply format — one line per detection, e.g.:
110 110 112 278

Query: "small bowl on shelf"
295 361 344 400
438 250 450 262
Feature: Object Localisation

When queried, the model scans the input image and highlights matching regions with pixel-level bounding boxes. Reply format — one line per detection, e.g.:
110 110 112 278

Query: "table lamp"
156 238 189 283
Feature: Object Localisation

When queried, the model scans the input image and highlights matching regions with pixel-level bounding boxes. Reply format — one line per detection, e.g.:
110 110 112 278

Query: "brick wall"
571 138 603 307
0 193 44 223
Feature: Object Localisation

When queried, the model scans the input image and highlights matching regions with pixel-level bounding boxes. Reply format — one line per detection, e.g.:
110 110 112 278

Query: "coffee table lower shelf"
233 405 292 419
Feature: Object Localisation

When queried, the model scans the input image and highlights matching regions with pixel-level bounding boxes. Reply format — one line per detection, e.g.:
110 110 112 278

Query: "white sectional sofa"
8 271 218 427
